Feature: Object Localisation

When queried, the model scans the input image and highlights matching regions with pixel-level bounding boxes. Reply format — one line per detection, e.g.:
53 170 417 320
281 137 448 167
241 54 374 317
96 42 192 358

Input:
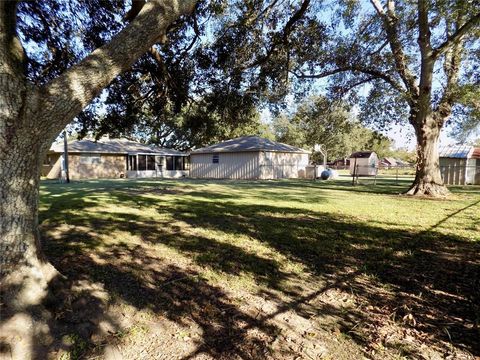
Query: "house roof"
383 157 397 165
438 145 474 159
190 136 310 154
349 151 376 159
49 138 186 156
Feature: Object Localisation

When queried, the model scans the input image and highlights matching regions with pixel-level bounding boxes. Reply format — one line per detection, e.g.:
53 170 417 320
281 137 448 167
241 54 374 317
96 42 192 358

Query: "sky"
387 123 458 150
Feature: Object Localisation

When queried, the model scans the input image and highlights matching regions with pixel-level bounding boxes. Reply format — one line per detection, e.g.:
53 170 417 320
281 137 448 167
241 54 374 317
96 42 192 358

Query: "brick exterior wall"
69 154 126 179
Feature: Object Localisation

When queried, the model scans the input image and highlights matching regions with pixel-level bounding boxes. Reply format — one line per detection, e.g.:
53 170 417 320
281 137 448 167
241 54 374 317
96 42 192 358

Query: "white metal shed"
349 151 378 176
439 145 480 185
189 136 310 179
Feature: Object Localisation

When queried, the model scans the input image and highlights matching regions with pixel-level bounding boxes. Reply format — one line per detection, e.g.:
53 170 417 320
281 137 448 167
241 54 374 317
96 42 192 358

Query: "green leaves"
272 95 394 159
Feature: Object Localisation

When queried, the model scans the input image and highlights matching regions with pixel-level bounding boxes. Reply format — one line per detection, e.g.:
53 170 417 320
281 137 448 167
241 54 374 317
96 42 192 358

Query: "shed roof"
349 151 376 159
438 145 474 159
191 136 310 154
50 138 185 156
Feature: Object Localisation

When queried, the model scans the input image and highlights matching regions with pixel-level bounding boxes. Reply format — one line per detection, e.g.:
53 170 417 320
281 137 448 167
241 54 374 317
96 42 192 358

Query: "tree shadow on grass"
162 195 480 357
7 179 476 359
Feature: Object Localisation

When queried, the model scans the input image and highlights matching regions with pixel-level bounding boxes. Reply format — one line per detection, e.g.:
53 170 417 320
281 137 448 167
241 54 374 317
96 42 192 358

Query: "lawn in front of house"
39 177 480 359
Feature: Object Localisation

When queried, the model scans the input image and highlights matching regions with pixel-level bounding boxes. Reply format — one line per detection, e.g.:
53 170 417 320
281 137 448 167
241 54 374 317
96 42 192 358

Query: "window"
166 156 174 170
212 154 219 164
79 154 100 165
147 155 156 170
127 155 137 170
43 155 52 165
183 156 190 170
175 156 183 171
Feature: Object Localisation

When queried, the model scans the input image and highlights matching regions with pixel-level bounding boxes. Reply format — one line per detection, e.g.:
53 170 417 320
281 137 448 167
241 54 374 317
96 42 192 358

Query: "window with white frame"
212 154 219 164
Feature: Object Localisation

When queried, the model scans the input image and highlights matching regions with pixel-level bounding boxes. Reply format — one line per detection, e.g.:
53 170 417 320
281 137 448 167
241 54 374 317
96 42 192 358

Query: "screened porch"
126 153 189 178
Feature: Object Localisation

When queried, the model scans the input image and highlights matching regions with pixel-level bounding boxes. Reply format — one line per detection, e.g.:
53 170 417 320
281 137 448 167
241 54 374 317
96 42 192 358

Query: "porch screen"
147 155 156 170
166 156 174 170
175 157 183 171
138 155 146 170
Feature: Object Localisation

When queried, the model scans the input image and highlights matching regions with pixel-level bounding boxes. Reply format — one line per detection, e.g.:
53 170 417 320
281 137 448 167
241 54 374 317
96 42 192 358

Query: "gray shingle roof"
191 136 310 154
439 145 473 159
49 138 186 156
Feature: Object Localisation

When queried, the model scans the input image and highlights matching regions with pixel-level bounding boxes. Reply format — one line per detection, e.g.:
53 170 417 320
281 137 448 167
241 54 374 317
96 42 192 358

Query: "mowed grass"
39 177 480 360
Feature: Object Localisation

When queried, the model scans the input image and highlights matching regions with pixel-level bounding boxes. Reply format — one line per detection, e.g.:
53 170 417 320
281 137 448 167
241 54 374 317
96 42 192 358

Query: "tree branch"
175 10 201 63
369 0 419 97
370 0 385 15
432 12 480 59
40 0 197 137
292 65 405 94
434 41 462 125
124 0 146 22
245 0 310 69
416 0 435 116
0 0 25 77
417 0 432 56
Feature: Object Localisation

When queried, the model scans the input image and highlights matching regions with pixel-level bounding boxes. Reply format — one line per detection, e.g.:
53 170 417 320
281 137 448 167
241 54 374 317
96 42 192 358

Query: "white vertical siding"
260 151 309 179
349 157 378 176
190 152 261 179
440 158 468 185
465 158 478 185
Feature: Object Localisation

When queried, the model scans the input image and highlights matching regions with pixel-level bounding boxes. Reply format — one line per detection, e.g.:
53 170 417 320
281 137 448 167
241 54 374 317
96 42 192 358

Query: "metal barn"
189 136 310 179
439 145 480 185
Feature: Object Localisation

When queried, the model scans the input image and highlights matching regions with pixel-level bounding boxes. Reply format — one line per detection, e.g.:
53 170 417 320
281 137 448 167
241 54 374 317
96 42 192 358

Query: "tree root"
0 259 63 359
405 181 450 197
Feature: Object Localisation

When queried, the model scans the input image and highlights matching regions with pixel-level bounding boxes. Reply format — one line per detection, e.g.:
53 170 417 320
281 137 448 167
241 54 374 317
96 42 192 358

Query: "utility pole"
63 130 70 183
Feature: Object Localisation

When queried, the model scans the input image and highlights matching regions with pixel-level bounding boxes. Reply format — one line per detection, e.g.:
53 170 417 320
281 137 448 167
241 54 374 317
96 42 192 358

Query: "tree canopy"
17 0 294 148
272 96 394 160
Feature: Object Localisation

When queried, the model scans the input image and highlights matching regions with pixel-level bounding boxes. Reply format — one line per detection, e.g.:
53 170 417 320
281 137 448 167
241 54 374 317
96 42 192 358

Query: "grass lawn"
39 176 480 359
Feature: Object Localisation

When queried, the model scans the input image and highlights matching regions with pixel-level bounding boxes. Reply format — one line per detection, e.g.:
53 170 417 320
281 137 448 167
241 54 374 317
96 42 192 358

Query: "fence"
334 164 480 186
345 165 416 186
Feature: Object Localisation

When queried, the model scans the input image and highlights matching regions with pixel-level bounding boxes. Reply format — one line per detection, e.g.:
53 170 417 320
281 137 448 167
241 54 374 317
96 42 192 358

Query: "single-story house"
189 136 310 179
43 138 189 180
349 151 378 176
382 157 398 167
380 157 411 168
439 145 480 185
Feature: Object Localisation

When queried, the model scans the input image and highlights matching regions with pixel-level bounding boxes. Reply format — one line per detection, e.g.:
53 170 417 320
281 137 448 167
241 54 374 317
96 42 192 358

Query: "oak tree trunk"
407 115 450 197
0 131 56 282
0 76 60 358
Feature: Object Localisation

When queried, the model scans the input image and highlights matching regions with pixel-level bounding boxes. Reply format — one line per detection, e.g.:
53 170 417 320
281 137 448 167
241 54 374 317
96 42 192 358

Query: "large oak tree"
202 0 479 196
288 0 480 196
0 0 197 348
